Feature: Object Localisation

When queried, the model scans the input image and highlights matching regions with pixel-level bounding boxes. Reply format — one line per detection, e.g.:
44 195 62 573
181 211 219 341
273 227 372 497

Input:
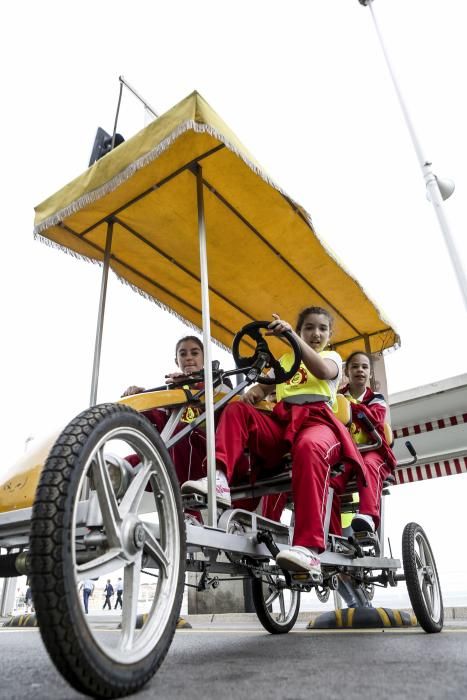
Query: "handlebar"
356 411 382 452
395 440 418 468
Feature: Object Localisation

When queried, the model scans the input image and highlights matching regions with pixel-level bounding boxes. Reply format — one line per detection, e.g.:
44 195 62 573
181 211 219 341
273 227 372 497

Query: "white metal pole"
195 164 218 527
0 577 17 617
361 0 467 312
90 221 113 406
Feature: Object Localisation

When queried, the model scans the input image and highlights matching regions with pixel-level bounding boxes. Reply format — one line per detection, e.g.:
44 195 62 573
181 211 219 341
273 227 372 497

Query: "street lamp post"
358 0 467 312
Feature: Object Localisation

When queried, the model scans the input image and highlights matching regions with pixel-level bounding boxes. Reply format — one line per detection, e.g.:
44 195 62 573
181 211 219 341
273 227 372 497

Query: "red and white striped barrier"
395 456 467 485
393 413 467 439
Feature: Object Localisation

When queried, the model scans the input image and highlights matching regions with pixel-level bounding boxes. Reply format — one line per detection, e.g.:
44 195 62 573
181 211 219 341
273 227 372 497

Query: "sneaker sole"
351 517 375 533
276 555 321 576
180 484 231 507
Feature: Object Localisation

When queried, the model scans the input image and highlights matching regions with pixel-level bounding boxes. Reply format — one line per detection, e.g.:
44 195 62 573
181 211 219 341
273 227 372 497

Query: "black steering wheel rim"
231 320 302 385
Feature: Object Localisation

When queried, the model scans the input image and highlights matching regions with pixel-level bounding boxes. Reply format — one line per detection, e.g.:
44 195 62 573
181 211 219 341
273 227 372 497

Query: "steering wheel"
231 320 302 385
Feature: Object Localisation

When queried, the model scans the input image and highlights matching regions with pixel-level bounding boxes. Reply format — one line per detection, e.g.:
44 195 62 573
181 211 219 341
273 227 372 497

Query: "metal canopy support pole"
90 221 113 406
0 577 16 616
195 164 217 527
360 0 467 312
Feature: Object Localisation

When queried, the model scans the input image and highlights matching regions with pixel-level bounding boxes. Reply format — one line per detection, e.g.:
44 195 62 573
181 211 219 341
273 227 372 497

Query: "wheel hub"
121 514 146 555
423 566 434 584
133 523 145 549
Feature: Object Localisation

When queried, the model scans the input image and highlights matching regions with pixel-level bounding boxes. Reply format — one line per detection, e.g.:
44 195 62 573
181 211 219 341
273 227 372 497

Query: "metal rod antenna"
111 80 124 151
195 164 218 527
360 0 467 312
90 221 113 406
119 75 159 118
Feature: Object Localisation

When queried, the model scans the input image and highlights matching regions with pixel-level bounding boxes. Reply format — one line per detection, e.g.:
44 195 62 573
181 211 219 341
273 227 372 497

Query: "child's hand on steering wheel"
266 313 293 336
165 371 194 384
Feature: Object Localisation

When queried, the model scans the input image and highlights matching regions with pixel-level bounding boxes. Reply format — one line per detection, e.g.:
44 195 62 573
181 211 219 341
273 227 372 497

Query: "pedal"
181 493 208 510
354 530 378 546
291 571 323 585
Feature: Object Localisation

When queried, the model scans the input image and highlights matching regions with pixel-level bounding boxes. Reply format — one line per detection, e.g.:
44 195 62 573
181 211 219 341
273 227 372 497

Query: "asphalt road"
1 621 466 700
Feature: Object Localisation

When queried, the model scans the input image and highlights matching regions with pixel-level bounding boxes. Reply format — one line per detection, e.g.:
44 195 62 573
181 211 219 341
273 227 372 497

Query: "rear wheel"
29 403 185 698
402 522 443 633
251 571 300 633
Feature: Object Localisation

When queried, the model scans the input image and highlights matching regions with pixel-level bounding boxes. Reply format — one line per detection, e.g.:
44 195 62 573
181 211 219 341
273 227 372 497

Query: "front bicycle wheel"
29 403 185 698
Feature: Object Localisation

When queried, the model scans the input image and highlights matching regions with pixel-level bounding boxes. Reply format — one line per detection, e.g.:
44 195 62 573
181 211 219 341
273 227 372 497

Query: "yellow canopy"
34 91 399 358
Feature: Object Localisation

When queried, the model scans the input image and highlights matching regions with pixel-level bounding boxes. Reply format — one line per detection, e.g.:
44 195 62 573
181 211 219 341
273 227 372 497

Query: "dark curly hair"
345 350 372 373
295 306 334 333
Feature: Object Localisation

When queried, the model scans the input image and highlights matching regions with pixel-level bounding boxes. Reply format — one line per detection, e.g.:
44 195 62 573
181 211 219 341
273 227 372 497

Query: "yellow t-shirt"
276 350 342 409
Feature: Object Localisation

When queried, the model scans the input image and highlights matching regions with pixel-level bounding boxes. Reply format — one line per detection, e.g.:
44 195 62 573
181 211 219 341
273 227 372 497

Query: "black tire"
29 403 186 698
402 522 443 633
251 573 300 634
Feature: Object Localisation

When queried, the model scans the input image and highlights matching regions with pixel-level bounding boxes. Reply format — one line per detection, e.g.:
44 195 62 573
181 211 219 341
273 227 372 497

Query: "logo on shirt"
181 406 201 423
286 367 308 387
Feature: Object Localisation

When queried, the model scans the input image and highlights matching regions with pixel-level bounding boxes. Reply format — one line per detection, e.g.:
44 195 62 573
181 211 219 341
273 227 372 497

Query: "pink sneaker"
181 475 231 507
276 546 321 579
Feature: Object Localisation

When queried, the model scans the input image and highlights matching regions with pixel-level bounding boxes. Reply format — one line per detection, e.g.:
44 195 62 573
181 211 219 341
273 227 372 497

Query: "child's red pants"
215 401 343 552
330 450 392 534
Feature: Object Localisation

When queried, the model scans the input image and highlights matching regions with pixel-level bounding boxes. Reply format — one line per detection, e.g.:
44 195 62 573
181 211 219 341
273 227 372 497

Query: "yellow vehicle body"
0 388 276 512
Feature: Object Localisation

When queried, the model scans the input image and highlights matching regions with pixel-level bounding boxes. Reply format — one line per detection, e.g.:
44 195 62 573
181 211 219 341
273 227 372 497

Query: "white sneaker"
351 513 375 533
276 546 321 578
181 474 231 507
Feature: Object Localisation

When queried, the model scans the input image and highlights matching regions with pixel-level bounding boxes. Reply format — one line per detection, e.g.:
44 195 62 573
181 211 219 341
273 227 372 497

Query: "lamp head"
426 176 455 202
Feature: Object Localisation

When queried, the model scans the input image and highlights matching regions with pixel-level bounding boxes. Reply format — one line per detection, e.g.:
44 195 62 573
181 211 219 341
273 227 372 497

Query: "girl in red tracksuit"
182 307 367 579
329 350 397 536
123 336 210 485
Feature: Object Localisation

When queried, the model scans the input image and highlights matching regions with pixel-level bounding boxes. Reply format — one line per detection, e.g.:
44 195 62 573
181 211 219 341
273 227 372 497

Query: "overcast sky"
1 1 466 600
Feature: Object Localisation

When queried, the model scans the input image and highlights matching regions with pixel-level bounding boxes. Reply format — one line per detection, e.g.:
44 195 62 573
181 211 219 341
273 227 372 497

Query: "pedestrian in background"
80 579 94 614
114 578 123 609
103 579 114 610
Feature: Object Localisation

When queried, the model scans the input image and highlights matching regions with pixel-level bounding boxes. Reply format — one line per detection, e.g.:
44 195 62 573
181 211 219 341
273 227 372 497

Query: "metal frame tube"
111 81 124 151
90 221 113 406
118 75 159 119
362 0 467 311
195 165 218 527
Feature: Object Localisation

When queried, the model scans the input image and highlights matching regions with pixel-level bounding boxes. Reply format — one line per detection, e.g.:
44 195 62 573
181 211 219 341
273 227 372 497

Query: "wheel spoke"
278 591 286 621
142 523 169 577
92 449 122 547
119 459 153 518
77 548 125 579
417 538 427 566
422 579 433 613
264 587 280 608
415 552 423 570
119 553 143 651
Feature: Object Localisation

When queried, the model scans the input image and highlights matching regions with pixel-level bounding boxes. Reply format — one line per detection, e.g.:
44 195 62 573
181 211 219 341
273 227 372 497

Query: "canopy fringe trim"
34 119 308 237
34 233 228 351
114 273 228 352
34 232 101 266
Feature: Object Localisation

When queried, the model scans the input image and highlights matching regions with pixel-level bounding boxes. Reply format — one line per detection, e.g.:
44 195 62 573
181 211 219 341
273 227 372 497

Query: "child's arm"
240 383 274 405
267 314 338 379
